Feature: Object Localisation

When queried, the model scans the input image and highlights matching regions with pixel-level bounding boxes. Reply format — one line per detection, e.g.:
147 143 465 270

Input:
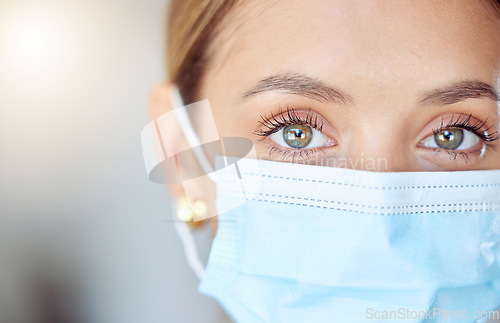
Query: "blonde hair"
167 0 237 104
167 0 500 105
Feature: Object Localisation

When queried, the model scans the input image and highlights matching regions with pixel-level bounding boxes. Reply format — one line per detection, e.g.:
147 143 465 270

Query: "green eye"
434 129 464 150
421 127 480 151
283 124 312 149
269 123 332 150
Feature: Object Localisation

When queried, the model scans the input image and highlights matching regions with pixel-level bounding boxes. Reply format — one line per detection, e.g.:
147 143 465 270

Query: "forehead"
205 0 500 99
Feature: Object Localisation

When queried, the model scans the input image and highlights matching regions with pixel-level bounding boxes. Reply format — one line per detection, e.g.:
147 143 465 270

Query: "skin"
152 0 500 220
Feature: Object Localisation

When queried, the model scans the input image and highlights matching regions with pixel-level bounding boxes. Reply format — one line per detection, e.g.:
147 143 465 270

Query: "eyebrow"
242 74 499 107
418 80 499 107
241 73 353 104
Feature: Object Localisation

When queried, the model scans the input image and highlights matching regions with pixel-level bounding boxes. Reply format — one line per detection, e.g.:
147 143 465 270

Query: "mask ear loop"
169 86 217 181
168 85 212 280
171 201 205 279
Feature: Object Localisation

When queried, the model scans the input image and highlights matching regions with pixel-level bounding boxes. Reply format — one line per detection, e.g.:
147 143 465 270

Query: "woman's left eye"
269 124 331 149
420 128 480 150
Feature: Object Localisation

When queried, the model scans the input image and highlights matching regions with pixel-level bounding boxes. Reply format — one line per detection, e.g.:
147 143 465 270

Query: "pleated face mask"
141 87 500 322
199 157 500 323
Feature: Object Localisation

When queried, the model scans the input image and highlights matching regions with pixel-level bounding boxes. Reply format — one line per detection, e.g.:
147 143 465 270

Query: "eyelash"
255 109 500 162
254 106 325 160
432 113 500 143
255 106 323 138
431 113 500 163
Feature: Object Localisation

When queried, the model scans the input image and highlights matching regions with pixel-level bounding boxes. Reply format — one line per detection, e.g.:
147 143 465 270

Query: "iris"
434 128 464 150
283 124 312 149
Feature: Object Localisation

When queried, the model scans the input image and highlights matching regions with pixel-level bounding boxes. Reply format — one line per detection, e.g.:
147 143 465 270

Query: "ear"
149 83 173 119
148 83 218 228
148 82 186 198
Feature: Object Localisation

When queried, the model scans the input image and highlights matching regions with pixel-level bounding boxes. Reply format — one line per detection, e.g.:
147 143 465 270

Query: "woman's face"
198 0 500 172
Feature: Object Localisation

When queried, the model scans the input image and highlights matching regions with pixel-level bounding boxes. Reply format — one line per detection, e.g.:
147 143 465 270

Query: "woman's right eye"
255 107 337 153
269 124 333 150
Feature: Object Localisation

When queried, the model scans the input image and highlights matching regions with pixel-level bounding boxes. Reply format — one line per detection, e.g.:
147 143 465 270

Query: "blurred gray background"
0 0 226 322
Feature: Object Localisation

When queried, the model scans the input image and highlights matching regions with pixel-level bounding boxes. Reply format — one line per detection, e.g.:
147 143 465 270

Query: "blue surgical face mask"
142 87 500 323
199 157 500 323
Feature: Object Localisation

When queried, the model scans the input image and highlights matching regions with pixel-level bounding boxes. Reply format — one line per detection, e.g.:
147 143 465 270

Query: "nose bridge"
344 121 413 172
